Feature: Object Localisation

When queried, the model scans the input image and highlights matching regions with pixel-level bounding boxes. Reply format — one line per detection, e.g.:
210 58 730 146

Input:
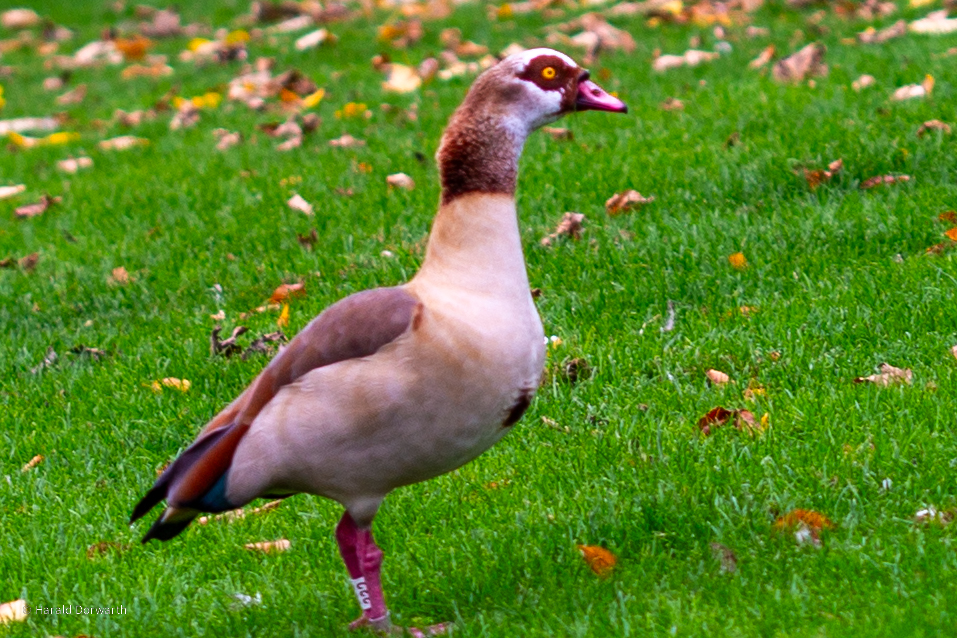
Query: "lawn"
2 0 957 636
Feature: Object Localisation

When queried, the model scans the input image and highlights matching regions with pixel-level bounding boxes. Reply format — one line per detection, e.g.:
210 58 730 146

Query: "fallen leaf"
914 505 955 525
605 190 654 215
562 357 590 384
21 454 43 472
287 193 313 216
114 34 153 60
748 45 775 69
706 369 730 384
728 252 747 270
242 331 287 360
0 184 25 199
577 544 616 577
210 325 249 357
150 377 191 393
19 251 39 272
69 345 110 361
653 49 719 72
213 128 241 151
945 228 957 241
294 28 330 51
14 194 59 219
8 131 80 148
852 74 876 91
30 345 57 373
541 212 585 246
297 228 318 249
940 211 957 223
109 266 130 285
772 42 827 83
697 406 758 435
0 599 26 624
99 135 149 150
800 158 843 189
199 500 282 525
917 120 951 137
891 75 934 101
858 20 906 44
909 9 957 34
55 83 87 105
951 344 957 360
774 509 834 546
1 8 39 29
121 61 173 79
277 303 290 328
660 97 684 111
382 63 421 93
328 133 364 147
854 362 913 386
709 542 737 573
57 156 93 173
86 540 130 558
269 282 305 304
860 174 910 190
244 538 291 553
386 172 415 190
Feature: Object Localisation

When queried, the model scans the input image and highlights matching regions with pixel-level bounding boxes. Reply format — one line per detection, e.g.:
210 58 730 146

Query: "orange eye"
541 66 556 80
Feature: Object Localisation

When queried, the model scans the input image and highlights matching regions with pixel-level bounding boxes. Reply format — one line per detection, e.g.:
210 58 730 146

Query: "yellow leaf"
188 37 212 52
577 544 617 577
335 102 368 119
225 29 250 44
728 252 748 269
150 377 191 393
302 88 325 109
278 303 290 328
46 131 80 145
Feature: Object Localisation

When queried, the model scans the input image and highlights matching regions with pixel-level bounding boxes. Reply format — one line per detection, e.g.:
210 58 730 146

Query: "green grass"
2 0 957 636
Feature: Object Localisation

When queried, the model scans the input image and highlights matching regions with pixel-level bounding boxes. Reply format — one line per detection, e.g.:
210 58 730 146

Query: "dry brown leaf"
86 540 130 558
891 75 934 101
18 251 39 272
245 538 291 553
386 172 415 190
55 83 87 105
852 74 876 92
21 453 43 472
199 499 282 525
99 135 149 151
287 193 313 216
297 228 318 250
121 62 173 79
382 63 422 93
801 158 843 189
15 194 60 218
269 282 305 304
706 369 730 384
115 34 153 60
605 190 654 215
653 49 719 72
577 544 616 577
213 128 241 151
541 212 585 246
697 406 758 435
728 252 747 269
772 43 827 84
150 377 191 393
57 156 93 173
660 97 684 111
109 266 130 285
858 20 906 44
910 9 957 34
294 28 330 51
748 45 775 69
1 8 39 29
860 174 910 190
328 133 365 147
210 325 249 357
0 599 27 624
0 116 59 135
0 184 25 199
854 362 913 386
709 542 737 573
542 126 573 140
940 211 957 224
917 120 951 137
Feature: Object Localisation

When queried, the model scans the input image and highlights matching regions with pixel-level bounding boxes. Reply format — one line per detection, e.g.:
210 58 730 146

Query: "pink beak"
575 79 628 114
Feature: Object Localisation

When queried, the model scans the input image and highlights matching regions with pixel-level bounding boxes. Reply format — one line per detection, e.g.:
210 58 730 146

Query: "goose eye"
541 66 556 80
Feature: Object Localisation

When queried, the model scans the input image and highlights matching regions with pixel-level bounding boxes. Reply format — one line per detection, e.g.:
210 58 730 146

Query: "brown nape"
437 68 524 205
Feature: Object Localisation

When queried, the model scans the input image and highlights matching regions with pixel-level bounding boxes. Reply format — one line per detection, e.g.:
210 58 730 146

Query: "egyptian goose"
131 47 626 634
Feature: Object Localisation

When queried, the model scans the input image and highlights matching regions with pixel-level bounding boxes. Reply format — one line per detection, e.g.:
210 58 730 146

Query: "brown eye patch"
518 55 576 92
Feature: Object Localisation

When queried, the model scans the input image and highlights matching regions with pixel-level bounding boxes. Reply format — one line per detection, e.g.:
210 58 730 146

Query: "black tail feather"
141 511 197 543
